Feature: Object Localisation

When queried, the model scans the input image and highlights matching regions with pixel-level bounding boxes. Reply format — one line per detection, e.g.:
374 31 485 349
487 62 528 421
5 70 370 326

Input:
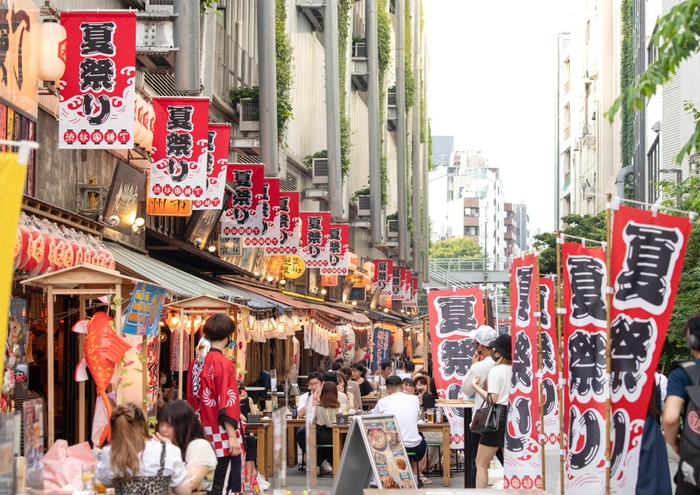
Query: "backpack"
675 361 700 488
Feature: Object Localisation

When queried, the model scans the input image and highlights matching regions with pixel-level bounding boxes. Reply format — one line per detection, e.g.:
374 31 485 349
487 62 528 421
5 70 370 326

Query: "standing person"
664 314 700 495
96 403 190 495
372 375 427 487
295 371 325 469
351 363 374 397
315 382 342 475
187 314 243 495
461 325 499 487
341 366 362 410
470 333 512 489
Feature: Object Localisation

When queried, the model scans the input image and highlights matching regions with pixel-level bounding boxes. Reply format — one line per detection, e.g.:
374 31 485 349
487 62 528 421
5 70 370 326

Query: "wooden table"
361 396 378 410
245 423 271 478
284 418 306 467
332 421 452 486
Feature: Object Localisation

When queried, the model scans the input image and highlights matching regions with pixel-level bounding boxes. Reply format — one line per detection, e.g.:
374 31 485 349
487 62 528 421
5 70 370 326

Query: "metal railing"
429 257 511 272
214 23 258 102
428 263 477 289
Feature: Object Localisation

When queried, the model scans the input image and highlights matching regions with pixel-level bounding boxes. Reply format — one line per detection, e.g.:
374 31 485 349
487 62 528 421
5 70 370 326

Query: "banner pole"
555 232 565 495
535 248 546 487
605 194 613 495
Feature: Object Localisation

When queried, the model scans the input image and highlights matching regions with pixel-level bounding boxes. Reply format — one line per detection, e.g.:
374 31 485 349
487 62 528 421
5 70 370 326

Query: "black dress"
358 379 374 396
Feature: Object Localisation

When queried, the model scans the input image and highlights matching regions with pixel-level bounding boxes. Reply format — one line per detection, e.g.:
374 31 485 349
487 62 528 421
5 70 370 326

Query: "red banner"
608 206 692 493
242 178 280 247
428 287 485 449
402 269 412 302
59 12 136 149
221 164 265 240
539 277 560 451
266 191 301 256
504 253 543 490
149 97 209 200
299 212 330 267
193 124 230 210
373 259 394 296
561 242 607 495
321 224 349 275
392 266 405 302
404 277 418 308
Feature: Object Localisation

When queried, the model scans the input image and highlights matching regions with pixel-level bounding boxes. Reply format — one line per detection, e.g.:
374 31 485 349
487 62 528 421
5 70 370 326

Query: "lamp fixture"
267 276 274 282
133 217 145 227
383 307 389 313
194 238 204 248
208 245 217 253
279 279 286 285
132 223 145 235
320 288 327 295
351 301 357 306
106 215 120 227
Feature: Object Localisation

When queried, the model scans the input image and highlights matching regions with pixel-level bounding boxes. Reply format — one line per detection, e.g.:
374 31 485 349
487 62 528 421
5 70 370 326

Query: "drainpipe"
367 0 383 244
326 0 343 220
396 0 409 260
411 0 421 278
173 0 201 93
200 7 217 97
257 0 279 177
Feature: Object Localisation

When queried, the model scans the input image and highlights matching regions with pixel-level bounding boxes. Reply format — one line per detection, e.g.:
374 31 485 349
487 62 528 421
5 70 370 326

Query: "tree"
429 237 482 259
533 213 607 275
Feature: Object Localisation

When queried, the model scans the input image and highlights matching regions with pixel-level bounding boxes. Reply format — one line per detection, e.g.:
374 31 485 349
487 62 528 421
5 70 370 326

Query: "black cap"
490 334 512 361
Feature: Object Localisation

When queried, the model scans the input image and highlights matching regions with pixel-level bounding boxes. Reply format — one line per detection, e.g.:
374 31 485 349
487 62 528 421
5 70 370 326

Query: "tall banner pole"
555 232 565 495
604 194 613 495
535 249 546 487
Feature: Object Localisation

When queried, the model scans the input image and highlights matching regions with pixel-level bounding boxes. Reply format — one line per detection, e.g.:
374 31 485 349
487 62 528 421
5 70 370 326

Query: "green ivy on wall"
620 0 634 171
378 0 392 207
338 0 353 178
420 70 426 143
428 119 434 169
276 0 294 143
404 0 415 110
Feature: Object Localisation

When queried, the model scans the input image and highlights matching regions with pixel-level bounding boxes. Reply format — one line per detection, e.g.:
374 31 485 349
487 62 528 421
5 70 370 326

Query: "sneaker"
256 473 271 491
321 460 333 473
419 475 432 485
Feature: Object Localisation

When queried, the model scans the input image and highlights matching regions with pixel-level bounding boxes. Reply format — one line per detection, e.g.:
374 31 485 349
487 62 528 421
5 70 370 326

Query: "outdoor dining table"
364 490 551 495
436 400 475 488
245 422 271 478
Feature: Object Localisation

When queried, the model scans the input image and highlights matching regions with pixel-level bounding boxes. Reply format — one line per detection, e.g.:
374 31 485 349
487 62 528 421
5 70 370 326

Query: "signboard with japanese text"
561 242 607 495
218 236 241 257
221 163 265 236
371 327 391 373
103 161 146 235
299 211 330 267
322 274 338 287
404 277 418 308
281 255 305 279
373 259 393 296
149 97 209 199
193 123 230 210
0 0 40 119
59 12 136 148
321 224 349 275
428 287 485 449
504 254 543 490
147 196 192 216
242 177 280 247
266 190 300 256
402 269 412 303
608 206 691 494
539 277 560 451
122 282 167 337
391 266 405 302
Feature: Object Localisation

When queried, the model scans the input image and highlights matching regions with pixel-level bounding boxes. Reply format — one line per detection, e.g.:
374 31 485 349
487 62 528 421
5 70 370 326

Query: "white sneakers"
321 460 334 473
256 473 271 491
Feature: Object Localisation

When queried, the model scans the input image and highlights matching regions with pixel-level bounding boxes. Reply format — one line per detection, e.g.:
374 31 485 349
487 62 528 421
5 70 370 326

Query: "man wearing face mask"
461 325 499 487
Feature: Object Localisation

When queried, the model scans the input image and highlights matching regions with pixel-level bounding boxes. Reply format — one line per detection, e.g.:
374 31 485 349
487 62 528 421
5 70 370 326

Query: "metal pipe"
326 0 343 219
173 0 201 94
200 7 217 97
367 0 383 244
396 0 409 260
257 0 280 177
411 0 421 277
422 32 430 284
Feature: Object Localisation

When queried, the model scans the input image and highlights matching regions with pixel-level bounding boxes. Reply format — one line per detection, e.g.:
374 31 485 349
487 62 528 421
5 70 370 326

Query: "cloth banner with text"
221 163 265 243
321 224 349 275
402 270 413 303
371 327 391 372
504 254 543 490
373 259 394 296
122 282 167 337
299 212 330 268
428 287 485 449
59 12 136 149
539 277 560 451
404 277 418 308
193 124 230 210
149 97 209 200
392 267 406 302
608 206 691 494
266 191 300 256
242 178 280 247
561 242 608 495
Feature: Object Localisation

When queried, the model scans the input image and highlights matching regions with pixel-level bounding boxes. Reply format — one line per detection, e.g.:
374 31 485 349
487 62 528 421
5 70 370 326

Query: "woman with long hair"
350 363 373 396
315 382 341 474
340 366 362 409
470 334 513 489
96 403 190 495
335 371 354 410
155 400 218 492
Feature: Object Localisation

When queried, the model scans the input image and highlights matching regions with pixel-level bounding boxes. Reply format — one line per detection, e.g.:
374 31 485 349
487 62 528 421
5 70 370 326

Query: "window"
648 137 660 203
464 226 479 236
464 207 479 217
647 29 658 67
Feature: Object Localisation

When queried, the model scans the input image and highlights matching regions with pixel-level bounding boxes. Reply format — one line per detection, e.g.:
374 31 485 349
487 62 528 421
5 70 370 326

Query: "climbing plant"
620 0 634 173
276 0 294 143
378 0 392 207
338 0 353 178
404 0 415 110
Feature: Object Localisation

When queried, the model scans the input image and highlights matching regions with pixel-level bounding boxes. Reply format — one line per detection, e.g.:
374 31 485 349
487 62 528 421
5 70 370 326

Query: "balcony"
387 92 397 131
351 42 369 91
504 216 515 226
296 0 325 31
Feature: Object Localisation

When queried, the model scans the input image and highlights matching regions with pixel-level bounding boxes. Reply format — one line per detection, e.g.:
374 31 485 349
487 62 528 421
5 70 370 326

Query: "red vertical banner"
221 164 265 238
539 277 560 451
428 287 485 449
392 266 406 303
504 253 543 490
373 259 394 296
403 269 412 302
149 97 209 200
561 242 608 495
193 124 230 210
405 277 418 308
321 224 349 275
266 191 300 255
299 212 330 267
608 206 691 493
242 178 280 247
59 12 136 149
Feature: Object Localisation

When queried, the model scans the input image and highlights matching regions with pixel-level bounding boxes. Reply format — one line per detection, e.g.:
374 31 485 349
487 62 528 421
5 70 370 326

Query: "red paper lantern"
25 228 46 275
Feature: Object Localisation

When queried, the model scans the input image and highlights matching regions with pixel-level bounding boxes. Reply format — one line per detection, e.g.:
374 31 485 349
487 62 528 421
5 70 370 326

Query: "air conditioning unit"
651 121 661 133
238 98 259 132
387 219 399 238
312 158 329 184
357 195 371 217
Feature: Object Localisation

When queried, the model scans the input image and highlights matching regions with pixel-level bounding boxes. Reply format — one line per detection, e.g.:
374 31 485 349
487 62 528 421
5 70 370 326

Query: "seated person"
323 371 349 409
402 378 415 395
295 371 325 464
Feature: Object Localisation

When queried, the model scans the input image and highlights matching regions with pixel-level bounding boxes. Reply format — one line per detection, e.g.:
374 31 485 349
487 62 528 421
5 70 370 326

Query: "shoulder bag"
470 395 501 434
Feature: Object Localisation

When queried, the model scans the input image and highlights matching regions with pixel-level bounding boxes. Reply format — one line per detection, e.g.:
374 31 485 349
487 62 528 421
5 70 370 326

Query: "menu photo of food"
362 417 416 490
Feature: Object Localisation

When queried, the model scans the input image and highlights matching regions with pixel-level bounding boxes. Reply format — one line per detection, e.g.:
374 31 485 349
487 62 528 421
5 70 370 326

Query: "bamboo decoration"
555 231 565 495
605 193 613 495
535 248 546 487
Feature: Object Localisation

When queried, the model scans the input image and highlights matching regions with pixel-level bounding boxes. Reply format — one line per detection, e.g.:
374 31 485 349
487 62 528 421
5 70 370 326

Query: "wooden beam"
79 295 86 444
47 286 55 447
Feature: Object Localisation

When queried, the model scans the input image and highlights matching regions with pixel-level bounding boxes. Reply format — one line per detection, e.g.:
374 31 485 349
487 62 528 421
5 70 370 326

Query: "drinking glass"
426 408 435 423
82 464 96 492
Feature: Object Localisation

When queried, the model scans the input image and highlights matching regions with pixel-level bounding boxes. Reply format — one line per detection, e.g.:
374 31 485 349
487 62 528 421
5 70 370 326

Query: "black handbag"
470 395 501 434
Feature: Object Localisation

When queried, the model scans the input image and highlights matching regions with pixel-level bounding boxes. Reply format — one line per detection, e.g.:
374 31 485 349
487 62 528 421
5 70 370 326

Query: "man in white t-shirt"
461 325 498 487
372 375 427 486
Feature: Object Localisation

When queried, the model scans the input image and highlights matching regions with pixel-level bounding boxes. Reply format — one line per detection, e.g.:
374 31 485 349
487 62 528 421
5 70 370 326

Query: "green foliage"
378 0 392 207
607 0 700 164
533 213 607 275
428 120 434 170
200 0 216 13
430 238 482 259
352 187 370 202
404 0 415 110
304 149 327 169
339 0 353 178
620 0 634 171
276 0 294 143
420 70 426 143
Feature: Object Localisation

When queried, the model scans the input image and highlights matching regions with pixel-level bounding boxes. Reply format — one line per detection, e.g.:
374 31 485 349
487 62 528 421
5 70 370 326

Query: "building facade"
431 135 454 168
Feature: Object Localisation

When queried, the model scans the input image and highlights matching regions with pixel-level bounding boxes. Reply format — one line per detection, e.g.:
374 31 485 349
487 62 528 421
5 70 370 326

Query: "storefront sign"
146 196 192 216
321 274 338 287
391 266 405 302
242 177 280 246
299 211 330 267
266 190 300 256
59 12 136 148
103 161 145 235
221 163 265 235
371 327 391 372
321 224 349 275
281 255 305 279
373 259 393 296
218 236 241 257
122 282 167 337
193 123 230 210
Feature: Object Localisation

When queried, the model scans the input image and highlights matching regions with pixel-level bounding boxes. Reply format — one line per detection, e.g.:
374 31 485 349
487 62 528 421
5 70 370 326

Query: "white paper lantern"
391 326 403 355
38 22 66 81
335 324 355 365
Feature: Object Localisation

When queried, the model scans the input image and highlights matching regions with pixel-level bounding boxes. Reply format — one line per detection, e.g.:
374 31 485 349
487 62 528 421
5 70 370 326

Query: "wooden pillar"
114 284 123 406
178 307 184 400
78 295 86 444
47 285 55 448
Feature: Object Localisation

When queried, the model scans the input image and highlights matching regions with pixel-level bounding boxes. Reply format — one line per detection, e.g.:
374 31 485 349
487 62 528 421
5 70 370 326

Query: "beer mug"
426 408 435 423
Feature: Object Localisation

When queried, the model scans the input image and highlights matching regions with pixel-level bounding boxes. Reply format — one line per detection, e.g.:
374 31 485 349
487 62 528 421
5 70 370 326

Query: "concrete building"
431 135 454 167
514 203 529 252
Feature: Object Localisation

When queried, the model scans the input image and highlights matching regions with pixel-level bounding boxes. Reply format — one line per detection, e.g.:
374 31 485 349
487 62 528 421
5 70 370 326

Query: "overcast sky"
424 0 572 234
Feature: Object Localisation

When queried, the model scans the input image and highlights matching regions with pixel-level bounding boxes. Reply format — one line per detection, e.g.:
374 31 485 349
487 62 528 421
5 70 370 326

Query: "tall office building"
431 136 454 167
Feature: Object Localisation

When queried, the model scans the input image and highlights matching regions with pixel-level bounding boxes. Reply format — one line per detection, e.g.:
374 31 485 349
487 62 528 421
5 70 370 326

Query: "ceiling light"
106 215 120 227
321 289 327 295
280 279 286 285
133 217 145 227
208 245 216 253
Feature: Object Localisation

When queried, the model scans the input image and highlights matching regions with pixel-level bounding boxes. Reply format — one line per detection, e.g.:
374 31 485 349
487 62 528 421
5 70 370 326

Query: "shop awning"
108 242 288 312
222 281 317 311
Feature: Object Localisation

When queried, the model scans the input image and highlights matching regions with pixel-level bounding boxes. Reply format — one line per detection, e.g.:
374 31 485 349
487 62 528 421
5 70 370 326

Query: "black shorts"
478 405 507 449
405 437 427 462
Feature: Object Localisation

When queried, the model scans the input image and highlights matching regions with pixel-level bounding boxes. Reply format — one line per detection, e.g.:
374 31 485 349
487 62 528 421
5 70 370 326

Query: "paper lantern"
391 326 403 355
282 256 305 279
142 104 155 152
38 22 66 81
333 324 355 365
